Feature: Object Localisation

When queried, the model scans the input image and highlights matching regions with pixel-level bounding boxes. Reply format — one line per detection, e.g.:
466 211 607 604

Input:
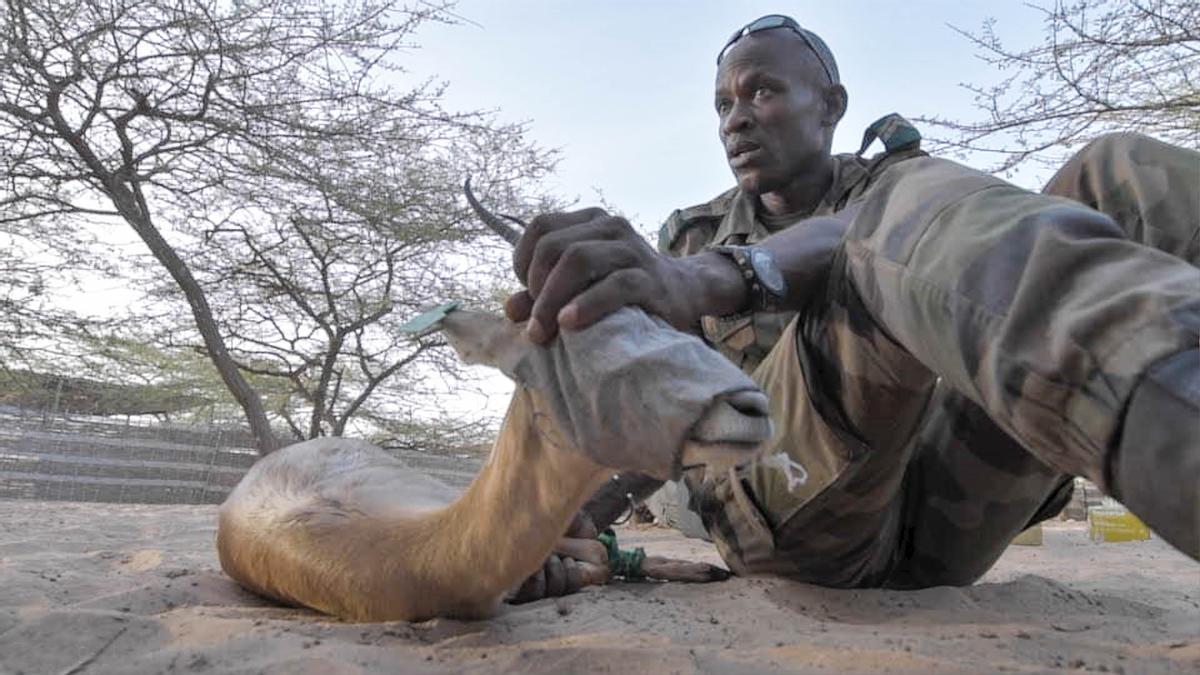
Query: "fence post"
44 377 64 428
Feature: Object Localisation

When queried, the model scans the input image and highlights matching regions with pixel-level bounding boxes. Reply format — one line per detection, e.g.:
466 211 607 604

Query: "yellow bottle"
1088 499 1151 543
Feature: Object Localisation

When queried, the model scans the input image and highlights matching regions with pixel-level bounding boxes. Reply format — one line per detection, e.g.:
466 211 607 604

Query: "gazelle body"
217 309 771 622
218 387 609 621
217 186 773 622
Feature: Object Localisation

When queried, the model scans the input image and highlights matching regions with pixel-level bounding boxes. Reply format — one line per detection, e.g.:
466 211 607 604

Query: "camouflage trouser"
686 133 1200 587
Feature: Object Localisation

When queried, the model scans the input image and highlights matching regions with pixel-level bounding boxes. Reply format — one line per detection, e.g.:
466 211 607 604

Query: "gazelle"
215 184 772 622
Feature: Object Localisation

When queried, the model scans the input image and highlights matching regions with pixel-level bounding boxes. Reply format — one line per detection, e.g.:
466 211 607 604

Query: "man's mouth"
728 141 761 167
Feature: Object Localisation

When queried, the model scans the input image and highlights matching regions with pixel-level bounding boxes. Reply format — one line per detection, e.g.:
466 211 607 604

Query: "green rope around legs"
598 528 646 580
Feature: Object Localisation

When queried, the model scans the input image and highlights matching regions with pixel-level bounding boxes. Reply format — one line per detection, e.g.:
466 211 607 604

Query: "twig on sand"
60 626 128 675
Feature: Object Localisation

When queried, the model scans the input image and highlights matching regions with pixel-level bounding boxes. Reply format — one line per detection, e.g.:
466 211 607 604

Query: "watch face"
749 248 786 296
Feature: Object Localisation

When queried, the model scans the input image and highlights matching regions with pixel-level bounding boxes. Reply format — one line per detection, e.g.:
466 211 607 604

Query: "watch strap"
708 244 780 314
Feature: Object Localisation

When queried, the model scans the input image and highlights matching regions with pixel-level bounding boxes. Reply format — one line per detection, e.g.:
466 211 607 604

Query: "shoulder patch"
658 187 739 252
657 213 683 252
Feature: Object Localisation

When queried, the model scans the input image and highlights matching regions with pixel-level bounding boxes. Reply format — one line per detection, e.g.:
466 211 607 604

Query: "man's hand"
504 208 742 343
506 508 734 605
508 510 607 604
504 206 851 344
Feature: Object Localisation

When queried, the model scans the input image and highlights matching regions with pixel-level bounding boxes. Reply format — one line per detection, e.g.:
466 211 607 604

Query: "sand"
0 499 1196 674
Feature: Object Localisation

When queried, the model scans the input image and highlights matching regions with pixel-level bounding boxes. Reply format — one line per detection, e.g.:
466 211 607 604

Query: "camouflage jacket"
658 114 926 372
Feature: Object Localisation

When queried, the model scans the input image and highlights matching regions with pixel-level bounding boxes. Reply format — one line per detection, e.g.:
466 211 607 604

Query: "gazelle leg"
640 556 731 582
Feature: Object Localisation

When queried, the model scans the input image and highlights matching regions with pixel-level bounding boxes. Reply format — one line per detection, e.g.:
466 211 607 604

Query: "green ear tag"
397 301 461 337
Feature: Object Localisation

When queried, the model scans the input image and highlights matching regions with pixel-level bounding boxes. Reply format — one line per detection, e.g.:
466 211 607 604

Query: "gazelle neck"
398 386 609 618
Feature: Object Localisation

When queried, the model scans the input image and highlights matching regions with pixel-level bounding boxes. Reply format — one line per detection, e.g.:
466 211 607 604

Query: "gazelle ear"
439 310 532 379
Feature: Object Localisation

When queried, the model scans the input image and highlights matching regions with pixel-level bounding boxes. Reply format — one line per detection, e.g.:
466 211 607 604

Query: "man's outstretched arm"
834 157 1199 557
504 158 1198 558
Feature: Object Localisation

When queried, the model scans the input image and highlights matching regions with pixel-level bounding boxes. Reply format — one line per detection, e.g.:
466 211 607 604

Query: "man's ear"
822 84 848 127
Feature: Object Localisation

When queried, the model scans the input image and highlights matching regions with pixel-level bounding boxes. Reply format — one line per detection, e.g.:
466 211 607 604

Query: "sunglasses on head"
717 14 838 85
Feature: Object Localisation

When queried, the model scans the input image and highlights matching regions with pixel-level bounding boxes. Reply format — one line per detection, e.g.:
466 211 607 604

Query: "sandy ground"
0 500 1196 674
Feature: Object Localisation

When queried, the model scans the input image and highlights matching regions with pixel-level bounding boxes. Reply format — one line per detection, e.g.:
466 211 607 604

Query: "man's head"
715 15 848 205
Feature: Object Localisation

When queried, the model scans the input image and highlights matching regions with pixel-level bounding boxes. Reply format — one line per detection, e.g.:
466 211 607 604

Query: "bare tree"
0 224 117 373
187 165 513 440
0 239 56 363
0 0 553 451
919 0 1199 173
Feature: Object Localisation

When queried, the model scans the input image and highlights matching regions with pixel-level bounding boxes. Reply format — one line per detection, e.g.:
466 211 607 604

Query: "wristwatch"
708 244 788 313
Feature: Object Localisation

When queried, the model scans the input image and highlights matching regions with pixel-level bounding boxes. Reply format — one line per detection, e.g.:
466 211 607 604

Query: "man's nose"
721 100 754 136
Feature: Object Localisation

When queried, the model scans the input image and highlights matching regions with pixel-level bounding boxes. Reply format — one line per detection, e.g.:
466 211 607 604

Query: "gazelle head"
425 180 773 480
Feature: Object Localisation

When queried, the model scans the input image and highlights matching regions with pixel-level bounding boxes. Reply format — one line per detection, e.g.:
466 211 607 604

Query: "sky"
402 1 1053 235
55 1 1059 425
387 1 1057 419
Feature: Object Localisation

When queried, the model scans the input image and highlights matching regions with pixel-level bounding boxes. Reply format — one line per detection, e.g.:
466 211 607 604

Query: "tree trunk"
113 191 280 453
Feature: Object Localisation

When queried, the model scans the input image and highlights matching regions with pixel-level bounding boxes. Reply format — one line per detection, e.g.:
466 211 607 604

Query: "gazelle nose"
688 389 773 446
725 389 769 418
679 388 773 473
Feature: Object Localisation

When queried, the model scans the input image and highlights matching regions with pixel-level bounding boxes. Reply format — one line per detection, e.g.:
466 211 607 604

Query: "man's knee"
1071 131 1154 163
1046 132 1199 262
1056 132 1174 181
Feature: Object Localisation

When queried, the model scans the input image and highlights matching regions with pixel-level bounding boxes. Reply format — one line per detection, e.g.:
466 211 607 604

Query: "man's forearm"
758 214 851 311
680 213 850 318
678 251 750 319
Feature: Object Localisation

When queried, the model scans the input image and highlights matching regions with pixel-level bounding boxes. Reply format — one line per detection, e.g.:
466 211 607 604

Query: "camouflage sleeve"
841 156 1200 557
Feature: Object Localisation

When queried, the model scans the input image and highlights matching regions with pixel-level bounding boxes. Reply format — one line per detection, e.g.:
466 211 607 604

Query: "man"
509 15 1198 599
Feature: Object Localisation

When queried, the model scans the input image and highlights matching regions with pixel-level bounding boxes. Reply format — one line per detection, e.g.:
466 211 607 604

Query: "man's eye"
754 86 773 99
716 99 731 114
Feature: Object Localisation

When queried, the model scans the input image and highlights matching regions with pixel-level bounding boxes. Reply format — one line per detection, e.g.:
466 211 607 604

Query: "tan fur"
217 309 768 622
217 386 608 622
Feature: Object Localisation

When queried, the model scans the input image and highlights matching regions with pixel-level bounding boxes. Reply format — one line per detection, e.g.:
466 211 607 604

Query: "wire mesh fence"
0 399 486 505
0 404 259 504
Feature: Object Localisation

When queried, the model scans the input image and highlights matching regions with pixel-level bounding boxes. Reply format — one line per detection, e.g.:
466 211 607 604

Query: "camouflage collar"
711 154 868 245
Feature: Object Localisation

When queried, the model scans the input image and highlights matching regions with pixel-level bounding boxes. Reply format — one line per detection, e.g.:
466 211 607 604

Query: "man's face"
715 32 834 196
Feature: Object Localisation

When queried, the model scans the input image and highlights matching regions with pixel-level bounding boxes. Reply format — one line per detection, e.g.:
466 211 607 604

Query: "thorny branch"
918 0 1198 174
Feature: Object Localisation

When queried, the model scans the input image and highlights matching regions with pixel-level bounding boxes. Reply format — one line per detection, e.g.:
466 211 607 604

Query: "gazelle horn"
464 177 527 246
